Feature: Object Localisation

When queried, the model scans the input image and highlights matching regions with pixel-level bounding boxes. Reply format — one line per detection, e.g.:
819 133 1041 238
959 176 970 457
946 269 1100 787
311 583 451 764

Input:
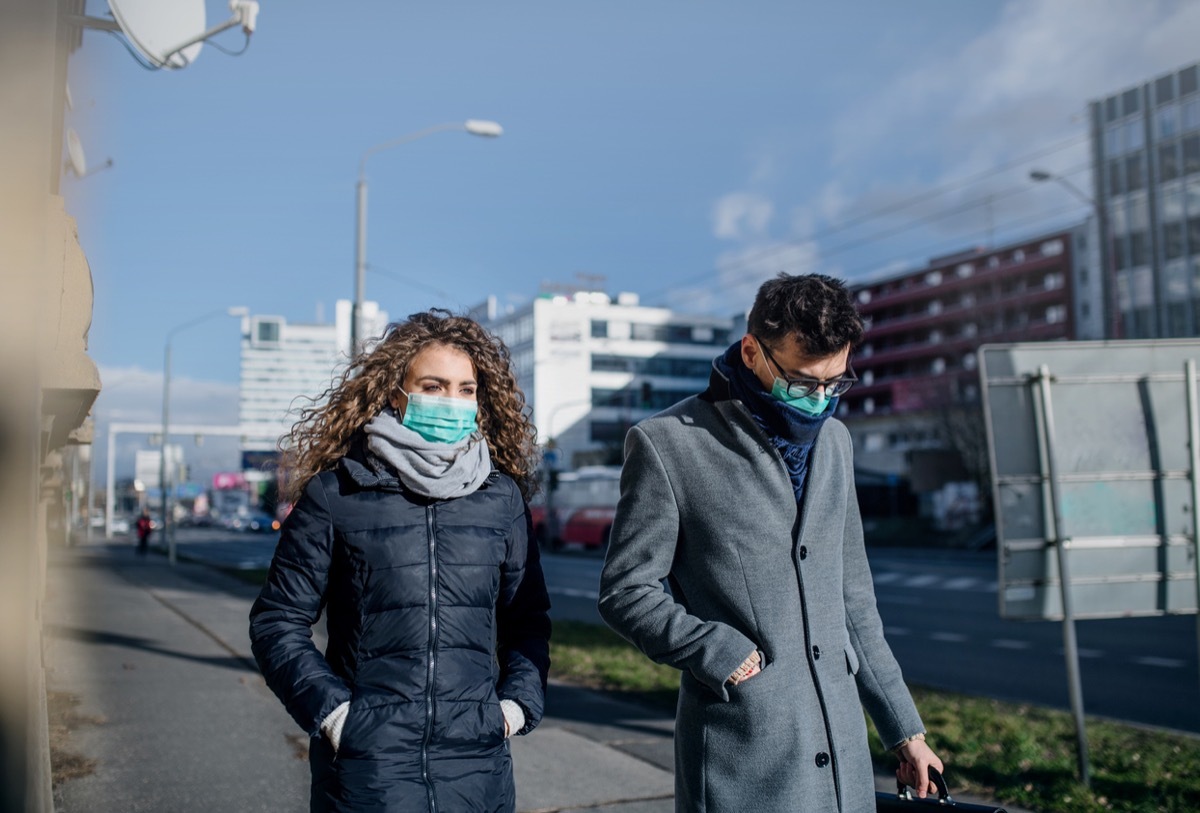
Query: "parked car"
225 512 280 533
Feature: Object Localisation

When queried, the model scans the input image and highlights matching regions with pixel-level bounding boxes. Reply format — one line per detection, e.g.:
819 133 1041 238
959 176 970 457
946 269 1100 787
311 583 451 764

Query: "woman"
250 309 550 813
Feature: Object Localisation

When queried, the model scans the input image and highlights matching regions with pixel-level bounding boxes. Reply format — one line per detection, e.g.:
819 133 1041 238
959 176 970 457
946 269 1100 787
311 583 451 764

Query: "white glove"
500 699 525 738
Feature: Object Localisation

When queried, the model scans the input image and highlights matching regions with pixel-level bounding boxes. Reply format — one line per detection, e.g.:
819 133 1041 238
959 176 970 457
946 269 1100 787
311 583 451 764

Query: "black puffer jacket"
249 445 551 812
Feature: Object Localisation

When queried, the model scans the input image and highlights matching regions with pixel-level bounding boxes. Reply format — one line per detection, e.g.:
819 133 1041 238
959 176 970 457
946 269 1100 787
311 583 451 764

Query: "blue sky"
69 0 1199 476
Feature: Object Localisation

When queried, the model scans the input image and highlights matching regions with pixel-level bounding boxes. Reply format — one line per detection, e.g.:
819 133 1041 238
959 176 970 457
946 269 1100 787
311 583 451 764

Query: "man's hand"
727 649 762 685
896 737 944 799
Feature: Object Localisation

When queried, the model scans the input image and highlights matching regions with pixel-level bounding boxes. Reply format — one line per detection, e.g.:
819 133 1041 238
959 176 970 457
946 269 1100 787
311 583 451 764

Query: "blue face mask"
401 393 479 444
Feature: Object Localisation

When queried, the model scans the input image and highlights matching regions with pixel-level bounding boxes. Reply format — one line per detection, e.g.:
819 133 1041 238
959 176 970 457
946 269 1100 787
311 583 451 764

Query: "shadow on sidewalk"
544 681 676 741
56 544 264 603
45 624 257 675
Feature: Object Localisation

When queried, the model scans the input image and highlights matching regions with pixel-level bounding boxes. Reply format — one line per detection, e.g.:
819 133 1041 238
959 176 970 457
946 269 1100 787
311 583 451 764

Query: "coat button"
815 752 830 768
799 545 808 560
812 645 821 660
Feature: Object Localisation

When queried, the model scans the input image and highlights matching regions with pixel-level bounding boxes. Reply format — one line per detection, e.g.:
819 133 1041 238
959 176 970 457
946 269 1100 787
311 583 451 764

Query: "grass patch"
551 622 1200 813
47 690 99 786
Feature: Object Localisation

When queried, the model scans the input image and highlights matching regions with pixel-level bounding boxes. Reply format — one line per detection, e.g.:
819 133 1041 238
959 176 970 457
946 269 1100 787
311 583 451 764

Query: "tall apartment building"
238 300 388 461
474 289 734 469
840 226 1088 490
1091 60 1200 338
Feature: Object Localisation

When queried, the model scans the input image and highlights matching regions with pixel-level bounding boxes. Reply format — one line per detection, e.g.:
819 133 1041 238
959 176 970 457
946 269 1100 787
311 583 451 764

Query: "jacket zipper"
422 504 439 813
732 401 843 811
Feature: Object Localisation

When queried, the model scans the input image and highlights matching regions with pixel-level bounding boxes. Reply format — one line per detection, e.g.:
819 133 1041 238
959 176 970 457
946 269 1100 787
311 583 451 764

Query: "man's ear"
740 334 760 370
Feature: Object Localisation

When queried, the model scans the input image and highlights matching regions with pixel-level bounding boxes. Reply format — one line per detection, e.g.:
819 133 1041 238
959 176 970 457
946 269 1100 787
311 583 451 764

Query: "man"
135 508 153 555
599 273 942 812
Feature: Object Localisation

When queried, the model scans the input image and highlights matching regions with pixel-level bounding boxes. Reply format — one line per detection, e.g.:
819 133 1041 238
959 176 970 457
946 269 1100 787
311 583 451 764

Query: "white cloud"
670 240 819 315
712 192 774 240
90 365 241 483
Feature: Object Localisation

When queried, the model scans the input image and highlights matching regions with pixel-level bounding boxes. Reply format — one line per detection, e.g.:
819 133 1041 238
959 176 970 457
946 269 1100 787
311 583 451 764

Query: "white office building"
239 300 389 454
474 290 734 469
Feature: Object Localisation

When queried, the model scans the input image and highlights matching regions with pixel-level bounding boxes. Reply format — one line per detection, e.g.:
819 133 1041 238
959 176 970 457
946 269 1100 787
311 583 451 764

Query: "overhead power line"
643 132 1091 305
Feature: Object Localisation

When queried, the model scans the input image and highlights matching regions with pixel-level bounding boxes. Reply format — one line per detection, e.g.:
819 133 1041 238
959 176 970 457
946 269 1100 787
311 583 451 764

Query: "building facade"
1091 60 1200 338
238 300 388 456
475 290 733 469
839 226 1088 520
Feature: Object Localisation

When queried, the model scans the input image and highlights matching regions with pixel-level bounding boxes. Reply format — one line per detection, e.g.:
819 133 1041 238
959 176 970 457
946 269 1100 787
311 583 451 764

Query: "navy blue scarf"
716 342 837 502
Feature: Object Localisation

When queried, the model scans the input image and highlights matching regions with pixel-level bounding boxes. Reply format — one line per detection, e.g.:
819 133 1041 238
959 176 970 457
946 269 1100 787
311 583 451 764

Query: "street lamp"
159 306 248 565
352 119 503 353
1029 168 1120 338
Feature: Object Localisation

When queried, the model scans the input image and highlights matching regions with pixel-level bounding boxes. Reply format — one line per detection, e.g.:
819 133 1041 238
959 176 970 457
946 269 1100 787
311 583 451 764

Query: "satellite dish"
66 128 87 177
107 0 207 69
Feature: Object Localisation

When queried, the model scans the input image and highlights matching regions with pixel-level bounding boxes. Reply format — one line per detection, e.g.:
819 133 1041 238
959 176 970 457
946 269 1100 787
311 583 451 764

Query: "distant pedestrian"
250 309 550 813
599 273 944 812
135 508 152 555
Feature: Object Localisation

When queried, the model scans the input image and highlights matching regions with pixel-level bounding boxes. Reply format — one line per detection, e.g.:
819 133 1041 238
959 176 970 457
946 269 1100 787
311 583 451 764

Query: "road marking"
990 639 1031 650
903 574 940 588
883 626 911 636
930 632 968 643
1056 647 1104 659
943 577 979 591
548 587 600 600
984 581 998 592
1135 656 1185 668
872 572 902 584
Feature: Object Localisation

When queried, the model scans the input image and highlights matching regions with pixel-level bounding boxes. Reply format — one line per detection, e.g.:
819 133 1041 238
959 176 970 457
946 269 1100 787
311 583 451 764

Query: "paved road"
152 529 1200 734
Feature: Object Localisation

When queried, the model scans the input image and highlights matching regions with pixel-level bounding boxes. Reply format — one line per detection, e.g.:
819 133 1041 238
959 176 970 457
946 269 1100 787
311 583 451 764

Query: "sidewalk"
45 541 1027 812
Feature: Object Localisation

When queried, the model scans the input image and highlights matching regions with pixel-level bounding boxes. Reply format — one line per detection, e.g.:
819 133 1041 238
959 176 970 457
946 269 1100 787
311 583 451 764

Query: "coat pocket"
844 643 860 676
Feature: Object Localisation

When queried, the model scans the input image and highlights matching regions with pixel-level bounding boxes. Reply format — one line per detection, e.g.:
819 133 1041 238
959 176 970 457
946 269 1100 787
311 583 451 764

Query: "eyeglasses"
758 339 858 399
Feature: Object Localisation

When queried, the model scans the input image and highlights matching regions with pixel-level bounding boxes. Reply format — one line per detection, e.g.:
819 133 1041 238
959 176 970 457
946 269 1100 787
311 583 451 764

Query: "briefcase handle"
896 765 952 804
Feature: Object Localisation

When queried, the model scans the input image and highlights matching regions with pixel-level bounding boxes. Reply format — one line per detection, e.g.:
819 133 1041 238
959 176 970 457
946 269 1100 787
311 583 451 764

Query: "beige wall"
0 2 99 809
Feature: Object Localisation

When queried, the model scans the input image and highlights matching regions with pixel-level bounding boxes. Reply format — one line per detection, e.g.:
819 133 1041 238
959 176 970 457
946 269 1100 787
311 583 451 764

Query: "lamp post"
159 306 248 565
352 119 503 353
1029 169 1120 339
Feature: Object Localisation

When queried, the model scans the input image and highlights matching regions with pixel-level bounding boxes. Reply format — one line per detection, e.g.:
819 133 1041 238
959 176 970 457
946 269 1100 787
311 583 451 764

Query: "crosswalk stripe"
930 631 968 643
1135 656 1185 668
883 627 911 636
990 639 1030 650
872 572 902 584
943 577 979 591
903 574 940 588
548 587 600 600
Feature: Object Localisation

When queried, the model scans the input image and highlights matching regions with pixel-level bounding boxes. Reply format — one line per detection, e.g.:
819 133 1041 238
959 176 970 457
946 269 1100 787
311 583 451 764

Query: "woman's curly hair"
281 309 538 503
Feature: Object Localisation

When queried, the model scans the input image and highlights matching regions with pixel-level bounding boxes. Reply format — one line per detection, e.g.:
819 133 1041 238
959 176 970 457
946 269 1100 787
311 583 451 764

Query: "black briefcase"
875 766 1007 812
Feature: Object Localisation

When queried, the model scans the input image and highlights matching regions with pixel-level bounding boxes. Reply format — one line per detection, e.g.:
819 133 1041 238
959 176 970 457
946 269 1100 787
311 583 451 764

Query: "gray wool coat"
598 367 925 813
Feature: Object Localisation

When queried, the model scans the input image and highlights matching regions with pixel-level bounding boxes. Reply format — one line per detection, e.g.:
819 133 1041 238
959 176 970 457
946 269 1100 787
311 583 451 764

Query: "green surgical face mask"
401 393 479 444
769 379 833 417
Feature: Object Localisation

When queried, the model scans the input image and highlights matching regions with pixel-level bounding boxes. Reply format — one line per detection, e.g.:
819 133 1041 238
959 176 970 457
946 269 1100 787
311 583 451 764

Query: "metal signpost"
980 340 1200 787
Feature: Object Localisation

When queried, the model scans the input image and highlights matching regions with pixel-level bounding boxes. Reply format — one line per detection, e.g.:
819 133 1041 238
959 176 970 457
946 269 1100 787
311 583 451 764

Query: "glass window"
1108 159 1124 197
1187 176 1200 218
1180 65 1198 97
590 421 627 444
1129 193 1149 230
1126 154 1144 192
1162 185 1184 222
1105 125 1122 156
1157 74 1175 105
1112 235 1128 271
1130 231 1148 267
1125 119 1144 152
1189 217 1200 257
1165 222 1185 260
1184 98 1200 132
1158 105 1180 139
1110 199 1128 234
1184 135 1200 175
1166 260 1189 301
1124 88 1141 116
1160 142 1180 182
591 320 608 339
1106 95 1120 123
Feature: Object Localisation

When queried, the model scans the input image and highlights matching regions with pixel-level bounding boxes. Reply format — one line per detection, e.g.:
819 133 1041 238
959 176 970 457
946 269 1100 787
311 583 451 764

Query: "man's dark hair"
746 273 863 357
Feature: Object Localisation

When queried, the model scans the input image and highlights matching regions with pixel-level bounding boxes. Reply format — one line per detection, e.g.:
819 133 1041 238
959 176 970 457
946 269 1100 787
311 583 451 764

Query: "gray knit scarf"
363 407 492 500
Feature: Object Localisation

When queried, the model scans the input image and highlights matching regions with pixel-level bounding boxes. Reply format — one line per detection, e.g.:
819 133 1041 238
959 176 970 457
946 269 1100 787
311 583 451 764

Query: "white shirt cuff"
500 698 526 737
320 700 351 752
